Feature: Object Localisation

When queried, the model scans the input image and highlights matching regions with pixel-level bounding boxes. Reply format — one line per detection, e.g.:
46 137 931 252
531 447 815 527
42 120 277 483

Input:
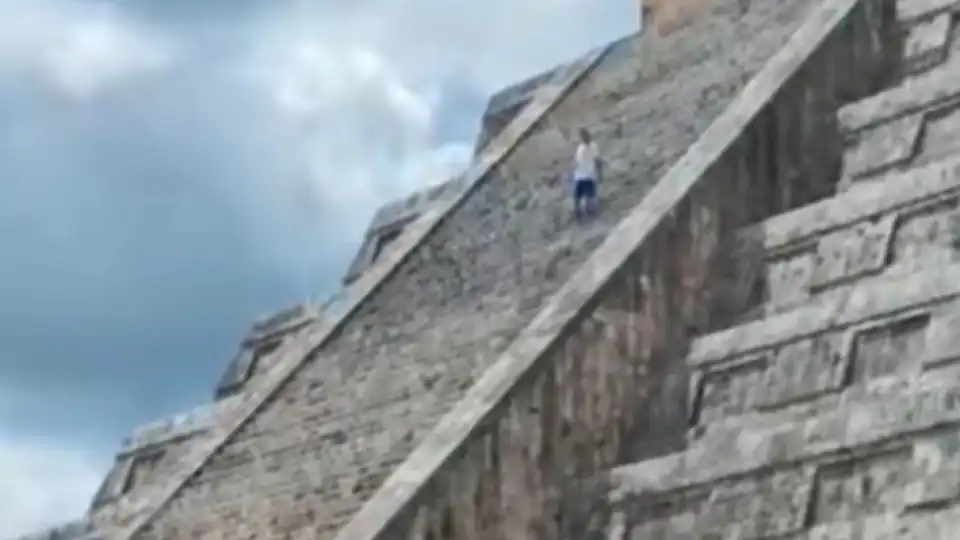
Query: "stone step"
837 46 960 135
739 153 960 318
685 261 960 433
902 9 954 75
118 0 832 536
605 371 960 538
898 0 960 25
838 17 960 187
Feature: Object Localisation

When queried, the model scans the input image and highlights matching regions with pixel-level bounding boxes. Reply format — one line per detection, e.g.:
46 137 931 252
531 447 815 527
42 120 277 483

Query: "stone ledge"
114 37 614 540
903 11 953 73
687 263 960 368
331 0 866 537
809 504 960 539
607 374 960 503
739 154 960 251
246 301 319 342
119 395 246 455
838 52 960 133
898 0 960 24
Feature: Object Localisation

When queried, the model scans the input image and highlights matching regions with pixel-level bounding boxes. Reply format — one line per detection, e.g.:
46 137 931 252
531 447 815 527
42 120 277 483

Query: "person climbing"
571 128 602 222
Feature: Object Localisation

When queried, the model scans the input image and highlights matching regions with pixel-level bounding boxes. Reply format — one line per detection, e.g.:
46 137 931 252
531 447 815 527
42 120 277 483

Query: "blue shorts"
573 178 596 200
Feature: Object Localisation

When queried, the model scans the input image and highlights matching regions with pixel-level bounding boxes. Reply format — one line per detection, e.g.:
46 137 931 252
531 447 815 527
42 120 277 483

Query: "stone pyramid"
14 0 960 537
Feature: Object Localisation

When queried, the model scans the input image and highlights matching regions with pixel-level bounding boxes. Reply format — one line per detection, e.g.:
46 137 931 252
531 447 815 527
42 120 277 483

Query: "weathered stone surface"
841 114 924 178
600 372 960 539
838 53 960 133
594 8 960 540
741 155 960 251
898 0 960 24
326 1 895 538
610 375 960 492
116 397 245 457
685 264 960 433
902 12 953 73
107 0 844 538
687 264 960 369
737 154 960 312
16 0 950 538
810 212 898 287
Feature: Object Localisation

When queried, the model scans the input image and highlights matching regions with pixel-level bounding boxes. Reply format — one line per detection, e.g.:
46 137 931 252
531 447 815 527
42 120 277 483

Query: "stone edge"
114 39 614 540
332 0 862 538
604 373 960 502
687 261 960 365
739 154 960 250
837 40 960 133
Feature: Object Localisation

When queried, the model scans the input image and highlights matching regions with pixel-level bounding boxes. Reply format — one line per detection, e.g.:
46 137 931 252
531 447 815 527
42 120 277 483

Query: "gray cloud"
0 0 635 535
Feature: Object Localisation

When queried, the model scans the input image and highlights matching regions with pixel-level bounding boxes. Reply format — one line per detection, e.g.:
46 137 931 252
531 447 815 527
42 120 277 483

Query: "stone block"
756 332 854 408
809 212 898 288
841 114 924 179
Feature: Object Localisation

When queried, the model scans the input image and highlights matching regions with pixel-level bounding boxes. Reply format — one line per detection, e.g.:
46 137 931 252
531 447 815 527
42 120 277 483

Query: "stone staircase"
100 0 836 538
328 0 904 537
13 0 950 537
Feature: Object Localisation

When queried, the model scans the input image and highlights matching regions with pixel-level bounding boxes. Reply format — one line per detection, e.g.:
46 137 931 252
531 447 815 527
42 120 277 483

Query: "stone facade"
334 0 896 537
15 0 960 538
596 1 960 538
124 0 826 538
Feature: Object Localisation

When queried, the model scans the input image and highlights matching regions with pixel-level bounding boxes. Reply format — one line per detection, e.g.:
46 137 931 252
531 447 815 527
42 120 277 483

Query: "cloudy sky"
0 0 633 535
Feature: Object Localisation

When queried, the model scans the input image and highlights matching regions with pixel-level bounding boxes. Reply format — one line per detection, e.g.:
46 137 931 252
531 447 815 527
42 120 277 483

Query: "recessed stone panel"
903 13 953 74
623 469 813 539
916 102 960 164
621 489 707 539
922 302 960 369
690 355 768 426
811 447 915 525
906 431 960 510
809 214 898 289
903 469 960 511
842 114 925 179
764 246 815 313
850 313 931 382
696 469 814 539
890 197 960 273
756 333 853 409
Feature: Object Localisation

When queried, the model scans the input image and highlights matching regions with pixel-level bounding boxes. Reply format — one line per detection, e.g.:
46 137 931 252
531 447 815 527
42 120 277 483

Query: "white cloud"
0 0 173 100
0 430 102 537
260 0 635 94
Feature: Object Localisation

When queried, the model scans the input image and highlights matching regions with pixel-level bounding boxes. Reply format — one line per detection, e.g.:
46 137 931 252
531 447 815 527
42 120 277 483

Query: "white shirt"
573 142 599 181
